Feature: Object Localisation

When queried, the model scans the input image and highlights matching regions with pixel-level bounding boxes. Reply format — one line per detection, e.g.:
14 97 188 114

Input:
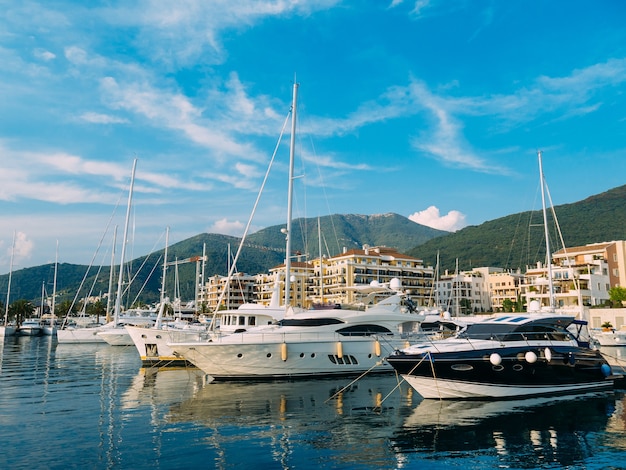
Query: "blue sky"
2 0 626 273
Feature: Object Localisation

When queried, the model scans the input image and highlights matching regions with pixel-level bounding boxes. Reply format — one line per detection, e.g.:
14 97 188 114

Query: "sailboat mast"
318 216 323 305
105 226 117 322
51 240 58 327
538 150 555 309
155 226 169 329
113 159 137 323
5 231 15 324
284 82 298 307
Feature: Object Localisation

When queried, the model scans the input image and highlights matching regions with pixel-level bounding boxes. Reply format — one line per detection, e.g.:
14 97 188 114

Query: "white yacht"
17 319 43 336
168 293 432 380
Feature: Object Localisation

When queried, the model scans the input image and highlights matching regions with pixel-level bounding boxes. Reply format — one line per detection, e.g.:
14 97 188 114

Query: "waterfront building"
200 273 258 311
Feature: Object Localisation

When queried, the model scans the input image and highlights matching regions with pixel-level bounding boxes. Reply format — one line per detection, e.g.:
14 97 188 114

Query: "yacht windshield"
458 322 573 341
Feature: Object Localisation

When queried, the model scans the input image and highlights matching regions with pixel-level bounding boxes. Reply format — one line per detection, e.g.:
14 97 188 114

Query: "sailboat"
0 231 17 338
125 85 306 365
385 151 615 399
58 159 152 344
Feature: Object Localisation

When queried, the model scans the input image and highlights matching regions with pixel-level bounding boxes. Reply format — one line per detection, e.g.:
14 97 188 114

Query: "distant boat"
17 318 43 336
386 151 614 399
592 328 626 347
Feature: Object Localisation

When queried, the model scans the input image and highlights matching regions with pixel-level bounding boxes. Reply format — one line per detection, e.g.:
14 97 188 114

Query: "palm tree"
9 299 35 326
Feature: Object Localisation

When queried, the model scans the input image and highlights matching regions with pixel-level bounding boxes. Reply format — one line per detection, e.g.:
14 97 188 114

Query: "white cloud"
33 48 56 61
80 112 129 124
209 218 245 236
408 206 467 232
7 231 34 266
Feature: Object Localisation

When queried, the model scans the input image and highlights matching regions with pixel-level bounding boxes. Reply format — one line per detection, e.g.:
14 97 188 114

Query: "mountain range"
2 184 626 306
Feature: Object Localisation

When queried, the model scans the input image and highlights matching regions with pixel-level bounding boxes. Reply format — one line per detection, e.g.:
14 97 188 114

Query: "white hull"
401 374 613 400
126 325 209 363
57 326 107 343
593 331 626 347
0 325 17 337
17 327 42 336
41 325 56 336
97 328 133 346
170 335 409 379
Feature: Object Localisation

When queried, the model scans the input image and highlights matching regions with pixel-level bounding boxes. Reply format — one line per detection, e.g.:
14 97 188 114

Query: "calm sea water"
1 336 625 470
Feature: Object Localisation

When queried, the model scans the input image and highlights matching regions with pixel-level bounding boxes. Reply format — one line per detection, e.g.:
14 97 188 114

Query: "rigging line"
209 108 293 325
61 191 124 326
129 254 163 308
299 103 341 255
122 230 165 302
324 360 387 403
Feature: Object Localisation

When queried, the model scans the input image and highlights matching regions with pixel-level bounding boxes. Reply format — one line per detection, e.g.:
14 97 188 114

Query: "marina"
1 334 625 469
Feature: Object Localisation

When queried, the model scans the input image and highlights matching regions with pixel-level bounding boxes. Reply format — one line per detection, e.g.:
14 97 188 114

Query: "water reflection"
1 337 625 469
393 391 624 468
164 374 415 469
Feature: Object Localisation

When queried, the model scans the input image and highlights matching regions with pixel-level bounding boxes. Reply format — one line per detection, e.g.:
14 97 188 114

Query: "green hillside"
0 213 446 306
409 184 626 273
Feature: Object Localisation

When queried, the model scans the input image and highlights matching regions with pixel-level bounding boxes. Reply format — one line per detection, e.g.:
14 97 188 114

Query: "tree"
502 299 514 313
86 300 106 320
9 299 35 325
56 299 77 318
608 286 626 307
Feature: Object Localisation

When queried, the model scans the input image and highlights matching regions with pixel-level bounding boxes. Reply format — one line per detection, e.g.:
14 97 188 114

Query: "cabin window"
249 316 256 326
337 324 393 336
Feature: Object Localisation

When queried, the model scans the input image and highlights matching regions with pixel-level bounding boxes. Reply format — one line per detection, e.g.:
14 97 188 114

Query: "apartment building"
523 242 615 310
200 272 258 311
487 269 525 312
251 246 434 308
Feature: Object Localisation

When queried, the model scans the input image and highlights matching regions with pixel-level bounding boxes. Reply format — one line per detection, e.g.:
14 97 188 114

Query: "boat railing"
457 330 575 344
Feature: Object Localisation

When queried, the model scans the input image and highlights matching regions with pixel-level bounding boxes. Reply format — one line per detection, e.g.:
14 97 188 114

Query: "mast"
538 150 555 309
105 226 117 323
5 231 15 325
155 226 169 329
284 81 298 307
113 159 137 324
51 240 58 328
318 216 323 305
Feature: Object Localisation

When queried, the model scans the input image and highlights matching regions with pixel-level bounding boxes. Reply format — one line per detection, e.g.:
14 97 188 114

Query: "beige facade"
200 273 258 311
253 246 434 308
486 269 524 312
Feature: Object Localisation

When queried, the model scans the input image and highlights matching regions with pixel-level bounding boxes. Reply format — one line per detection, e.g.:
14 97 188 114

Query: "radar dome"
528 300 540 312
389 278 402 291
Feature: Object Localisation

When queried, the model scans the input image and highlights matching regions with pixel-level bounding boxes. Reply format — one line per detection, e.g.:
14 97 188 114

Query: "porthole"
299 353 305 358
266 353 272 358
311 353 316 358
237 353 243 358
492 365 504 372
451 364 473 371
141 334 147 338
513 364 523 371
156 335 162 339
